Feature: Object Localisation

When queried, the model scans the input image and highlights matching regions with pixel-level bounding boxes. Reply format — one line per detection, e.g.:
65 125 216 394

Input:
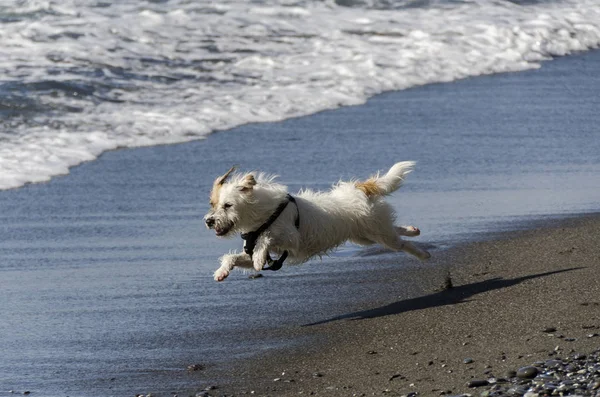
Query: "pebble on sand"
516 366 538 379
467 379 489 388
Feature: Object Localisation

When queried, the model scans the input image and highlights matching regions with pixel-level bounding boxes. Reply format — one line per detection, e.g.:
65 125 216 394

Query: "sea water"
1 0 600 190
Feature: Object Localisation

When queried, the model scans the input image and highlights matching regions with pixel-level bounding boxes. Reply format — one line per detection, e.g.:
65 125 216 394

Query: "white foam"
1 0 600 190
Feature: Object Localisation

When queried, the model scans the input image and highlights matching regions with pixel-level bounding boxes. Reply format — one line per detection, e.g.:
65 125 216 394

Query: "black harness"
241 194 300 271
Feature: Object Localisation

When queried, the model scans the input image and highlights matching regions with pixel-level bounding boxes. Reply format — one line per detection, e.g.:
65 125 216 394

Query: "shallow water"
1 50 600 396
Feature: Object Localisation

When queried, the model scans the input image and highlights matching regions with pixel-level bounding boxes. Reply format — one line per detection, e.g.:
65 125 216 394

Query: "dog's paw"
214 268 230 282
404 226 421 236
252 259 264 272
408 226 420 236
419 250 432 261
396 226 421 237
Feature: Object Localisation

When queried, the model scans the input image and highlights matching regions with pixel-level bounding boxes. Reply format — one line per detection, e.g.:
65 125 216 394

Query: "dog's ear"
215 166 237 186
237 174 256 192
210 166 237 208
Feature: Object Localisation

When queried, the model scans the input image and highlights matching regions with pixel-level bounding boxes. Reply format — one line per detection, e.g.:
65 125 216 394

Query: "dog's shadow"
305 268 581 326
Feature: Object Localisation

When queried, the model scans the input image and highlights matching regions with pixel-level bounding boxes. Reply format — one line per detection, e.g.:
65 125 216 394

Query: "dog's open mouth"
215 226 230 236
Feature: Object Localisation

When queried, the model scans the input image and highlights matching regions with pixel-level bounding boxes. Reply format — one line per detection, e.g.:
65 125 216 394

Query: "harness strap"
263 250 288 271
288 195 300 229
241 194 299 271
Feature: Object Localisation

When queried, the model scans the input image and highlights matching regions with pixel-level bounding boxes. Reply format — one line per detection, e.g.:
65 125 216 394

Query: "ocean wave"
1 0 599 190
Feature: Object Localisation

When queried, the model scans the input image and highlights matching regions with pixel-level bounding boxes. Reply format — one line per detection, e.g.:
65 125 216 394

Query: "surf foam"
1 0 599 189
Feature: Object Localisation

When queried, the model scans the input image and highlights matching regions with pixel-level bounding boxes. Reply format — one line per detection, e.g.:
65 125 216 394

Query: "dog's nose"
205 217 215 228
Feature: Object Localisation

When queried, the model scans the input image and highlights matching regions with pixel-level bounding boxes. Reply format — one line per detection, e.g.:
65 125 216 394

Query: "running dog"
204 162 430 281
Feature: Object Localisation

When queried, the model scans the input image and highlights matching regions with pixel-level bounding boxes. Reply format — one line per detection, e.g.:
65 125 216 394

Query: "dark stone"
545 359 563 369
541 384 557 393
463 358 474 364
543 327 557 333
187 364 205 371
506 370 517 378
565 364 577 372
516 366 539 379
466 379 489 388
248 273 263 279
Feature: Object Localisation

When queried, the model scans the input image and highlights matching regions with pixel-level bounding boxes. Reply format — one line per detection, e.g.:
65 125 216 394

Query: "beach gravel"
473 350 600 396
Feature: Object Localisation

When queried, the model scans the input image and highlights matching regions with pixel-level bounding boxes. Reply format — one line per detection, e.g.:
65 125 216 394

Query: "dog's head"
204 166 257 237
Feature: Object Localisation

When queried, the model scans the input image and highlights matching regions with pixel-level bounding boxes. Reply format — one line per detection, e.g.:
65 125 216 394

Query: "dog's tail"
355 161 415 198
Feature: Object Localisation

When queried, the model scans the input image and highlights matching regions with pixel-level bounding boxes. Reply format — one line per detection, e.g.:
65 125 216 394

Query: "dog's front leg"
251 236 271 272
214 252 253 282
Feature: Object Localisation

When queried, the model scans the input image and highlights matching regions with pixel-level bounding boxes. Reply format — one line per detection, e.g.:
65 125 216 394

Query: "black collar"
241 194 299 271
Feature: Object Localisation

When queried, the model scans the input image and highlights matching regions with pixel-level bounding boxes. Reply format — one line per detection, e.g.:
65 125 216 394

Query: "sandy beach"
212 214 600 396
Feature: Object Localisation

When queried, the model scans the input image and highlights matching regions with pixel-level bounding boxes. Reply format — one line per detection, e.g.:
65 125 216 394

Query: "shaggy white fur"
204 162 430 282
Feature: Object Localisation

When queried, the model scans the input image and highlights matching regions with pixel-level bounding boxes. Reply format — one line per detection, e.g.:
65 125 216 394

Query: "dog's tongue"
215 227 225 236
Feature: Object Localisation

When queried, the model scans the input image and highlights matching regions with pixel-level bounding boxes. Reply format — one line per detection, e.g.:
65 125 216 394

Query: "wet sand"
211 214 600 396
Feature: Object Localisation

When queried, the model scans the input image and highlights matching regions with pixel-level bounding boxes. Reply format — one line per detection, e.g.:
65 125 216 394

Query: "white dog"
204 162 430 282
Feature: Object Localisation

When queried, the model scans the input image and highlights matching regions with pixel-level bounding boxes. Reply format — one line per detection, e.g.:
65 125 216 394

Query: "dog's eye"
223 203 233 210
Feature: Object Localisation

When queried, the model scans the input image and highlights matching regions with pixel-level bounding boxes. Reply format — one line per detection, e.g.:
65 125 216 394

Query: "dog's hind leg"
351 236 376 246
371 231 431 261
395 226 421 237
398 240 431 260
214 252 253 282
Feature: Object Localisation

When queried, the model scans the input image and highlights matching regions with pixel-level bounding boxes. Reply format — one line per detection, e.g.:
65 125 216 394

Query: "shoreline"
3 47 599 194
205 212 600 397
